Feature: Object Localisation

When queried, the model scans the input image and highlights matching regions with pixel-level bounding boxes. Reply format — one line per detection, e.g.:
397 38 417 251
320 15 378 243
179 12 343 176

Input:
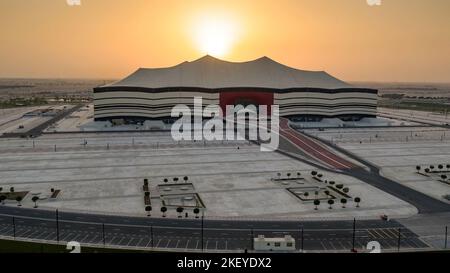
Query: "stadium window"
274 242 281 247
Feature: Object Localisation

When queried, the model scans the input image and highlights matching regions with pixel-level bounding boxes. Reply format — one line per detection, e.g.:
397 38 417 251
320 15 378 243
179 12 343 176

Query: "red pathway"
279 118 357 170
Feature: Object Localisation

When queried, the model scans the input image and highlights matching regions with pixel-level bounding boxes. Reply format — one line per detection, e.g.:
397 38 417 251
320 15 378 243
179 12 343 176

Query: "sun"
193 14 238 58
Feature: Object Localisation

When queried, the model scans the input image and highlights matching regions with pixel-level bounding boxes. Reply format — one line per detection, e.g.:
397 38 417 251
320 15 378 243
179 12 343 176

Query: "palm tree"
145 205 152 216
343 187 350 194
328 199 334 209
336 184 344 189
183 176 188 183
446 164 450 171
32 196 39 208
317 174 323 179
340 198 347 208
329 181 335 185
193 207 200 218
286 173 291 180
297 172 301 178
16 196 22 207
324 190 330 198
161 206 167 217
10 187 14 193
173 177 179 183
163 178 168 183
311 171 317 177
313 199 320 210
438 164 444 171
441 175 448 181
416 166 421 173
0 187 3 192
354 197 361 208
430 165 435 172
304 192 309 198
176 207 184 218
314 191 319 199
425 168 430 173
0 195 6 205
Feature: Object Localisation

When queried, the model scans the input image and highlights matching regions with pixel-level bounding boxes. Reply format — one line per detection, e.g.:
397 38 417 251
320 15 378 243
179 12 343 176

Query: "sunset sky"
0 0 449 82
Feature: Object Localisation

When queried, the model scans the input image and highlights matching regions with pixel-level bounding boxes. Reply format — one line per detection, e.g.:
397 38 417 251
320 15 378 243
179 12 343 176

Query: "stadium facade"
93 55 377 121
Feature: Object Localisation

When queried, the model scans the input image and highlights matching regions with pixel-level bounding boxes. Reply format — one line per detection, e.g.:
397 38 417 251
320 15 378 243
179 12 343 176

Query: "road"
0 206 427 252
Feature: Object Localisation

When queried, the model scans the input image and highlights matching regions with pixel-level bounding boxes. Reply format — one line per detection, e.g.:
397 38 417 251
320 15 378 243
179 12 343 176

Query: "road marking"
156 238 162 248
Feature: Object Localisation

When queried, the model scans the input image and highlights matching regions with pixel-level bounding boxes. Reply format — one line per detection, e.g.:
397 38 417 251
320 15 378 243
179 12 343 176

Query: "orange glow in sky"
0 0 449 82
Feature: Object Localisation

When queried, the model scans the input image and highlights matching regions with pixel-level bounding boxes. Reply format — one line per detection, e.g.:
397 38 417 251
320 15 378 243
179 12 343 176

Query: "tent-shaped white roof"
104 55 352 90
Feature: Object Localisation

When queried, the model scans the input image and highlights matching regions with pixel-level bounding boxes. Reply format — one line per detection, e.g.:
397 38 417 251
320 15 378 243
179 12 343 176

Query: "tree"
183 176 189 183
446 164 450 170
314 191 319 198
176 207 184 218
173 177 179 183
425 168 430 173
16 196 22 207
441 175 448 180
0 195 6 205
163 178 168 183
10 187 14 193
32 196 39 208
324 190 330 198
143 179 148 186
354 197 361 208
0 187 3 192
317 174 323 179
311 171 317 176
340 198 347 208
161 206 167 217
297 172 301 178
329 181 335 185
430 165 435 172
438 164 444 171
193 207 200 218
313 199 320 210
277 173 281 180
416 166 421 173
145 191 150 197
145 206 152 216
304 192 309 197
343 187 350 193
327 199 334 209
336 184 344 189
287 173 291 179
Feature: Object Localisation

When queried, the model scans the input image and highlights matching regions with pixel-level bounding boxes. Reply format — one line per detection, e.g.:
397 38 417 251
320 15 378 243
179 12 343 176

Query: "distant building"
93 55 377 122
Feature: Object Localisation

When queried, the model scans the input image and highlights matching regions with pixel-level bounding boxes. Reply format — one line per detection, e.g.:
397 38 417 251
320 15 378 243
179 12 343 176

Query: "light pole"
102 223 106 246
56 209 59 243
352 218 356 252
445 226 448 249
201 215 205 251
150 226 154 248
12 216 16 239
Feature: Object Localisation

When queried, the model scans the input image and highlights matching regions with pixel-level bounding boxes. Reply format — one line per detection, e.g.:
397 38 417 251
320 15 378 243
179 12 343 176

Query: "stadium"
93 55 377 122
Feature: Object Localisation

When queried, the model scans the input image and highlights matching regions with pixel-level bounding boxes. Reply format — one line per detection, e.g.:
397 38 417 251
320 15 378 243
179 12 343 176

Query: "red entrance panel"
219 91 274 115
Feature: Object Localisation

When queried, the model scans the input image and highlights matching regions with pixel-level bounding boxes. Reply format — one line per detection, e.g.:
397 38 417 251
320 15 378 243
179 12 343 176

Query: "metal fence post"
301 227 304 252
102 223 106 246
56 209 59 243
445 226 448 249
150 226 154 248
12 216 16 239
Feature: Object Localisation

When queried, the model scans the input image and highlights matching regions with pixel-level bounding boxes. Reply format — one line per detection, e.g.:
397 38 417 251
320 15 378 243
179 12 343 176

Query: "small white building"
253 235 296 251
